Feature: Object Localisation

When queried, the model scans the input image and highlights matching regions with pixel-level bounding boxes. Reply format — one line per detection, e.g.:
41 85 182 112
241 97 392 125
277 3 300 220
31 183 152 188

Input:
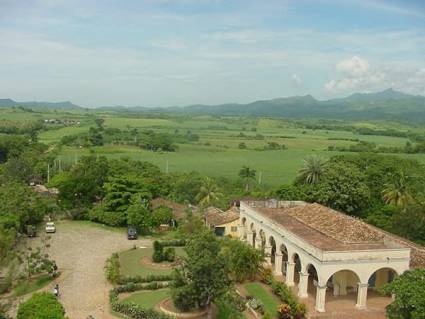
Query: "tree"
50 155 108 207
301 161 370 214
151 206 173 228
17 292 66 319
239 166 256 192
221 238 265 282
297 156 326 184
126 203 152 234
382 171 413 209
196 177 223 207
380 268 425 319
171 230 231 312
94 118 105 130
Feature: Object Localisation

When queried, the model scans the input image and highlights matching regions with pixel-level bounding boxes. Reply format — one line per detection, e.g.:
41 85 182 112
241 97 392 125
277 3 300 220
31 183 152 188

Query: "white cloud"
336 56 369 77
325 57 425 95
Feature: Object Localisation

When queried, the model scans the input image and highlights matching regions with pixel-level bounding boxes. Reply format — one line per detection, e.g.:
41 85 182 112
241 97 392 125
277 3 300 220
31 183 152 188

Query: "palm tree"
382 171 413 209
196 177 223 206
239 166 257 191
298 156 327 184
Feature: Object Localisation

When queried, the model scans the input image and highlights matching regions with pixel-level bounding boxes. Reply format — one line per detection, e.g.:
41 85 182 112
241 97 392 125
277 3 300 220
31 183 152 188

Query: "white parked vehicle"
45 222 56 233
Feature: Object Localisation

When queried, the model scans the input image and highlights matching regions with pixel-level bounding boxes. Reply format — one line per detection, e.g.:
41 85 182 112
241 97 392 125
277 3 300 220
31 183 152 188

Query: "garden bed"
243 282 281 318
123 288 171 308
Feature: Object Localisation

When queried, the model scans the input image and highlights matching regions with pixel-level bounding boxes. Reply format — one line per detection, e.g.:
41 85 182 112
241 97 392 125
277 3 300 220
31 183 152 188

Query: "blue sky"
0 0 424 107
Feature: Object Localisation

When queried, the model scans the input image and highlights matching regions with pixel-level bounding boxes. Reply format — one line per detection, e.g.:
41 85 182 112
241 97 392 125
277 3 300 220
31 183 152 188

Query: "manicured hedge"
113 281 169 294
118 274 173 285
105 253 120 284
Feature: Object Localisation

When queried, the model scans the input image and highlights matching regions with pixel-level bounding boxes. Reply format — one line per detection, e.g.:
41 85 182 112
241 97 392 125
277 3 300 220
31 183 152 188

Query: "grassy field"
244 282 281 318
3 108 425 186
122 289 170 308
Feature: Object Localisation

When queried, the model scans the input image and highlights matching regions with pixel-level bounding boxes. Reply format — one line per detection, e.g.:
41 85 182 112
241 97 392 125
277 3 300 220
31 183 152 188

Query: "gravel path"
14 221 151 319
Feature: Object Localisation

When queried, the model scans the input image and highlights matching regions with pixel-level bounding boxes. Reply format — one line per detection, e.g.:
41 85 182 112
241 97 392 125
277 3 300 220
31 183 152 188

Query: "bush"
163 248 175 262
268 277 306 318
152 241 177 263
216 290 246 319
247 298 264 314
117 274 173 285
17 292 65 319
113 281 169 294
105 253 120 284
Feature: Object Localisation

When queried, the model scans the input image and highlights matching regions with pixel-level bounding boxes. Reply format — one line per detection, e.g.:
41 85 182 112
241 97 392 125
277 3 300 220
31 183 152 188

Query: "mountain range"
0 98 81 110
2 89 425 122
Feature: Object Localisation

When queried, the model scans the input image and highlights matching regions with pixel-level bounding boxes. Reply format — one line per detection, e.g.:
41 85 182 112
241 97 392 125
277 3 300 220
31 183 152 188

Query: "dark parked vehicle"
127 226 138 240
27 225 36 237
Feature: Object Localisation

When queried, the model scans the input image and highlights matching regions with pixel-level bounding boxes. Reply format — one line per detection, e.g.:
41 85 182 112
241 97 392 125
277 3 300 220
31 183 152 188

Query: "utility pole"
47 164 50 183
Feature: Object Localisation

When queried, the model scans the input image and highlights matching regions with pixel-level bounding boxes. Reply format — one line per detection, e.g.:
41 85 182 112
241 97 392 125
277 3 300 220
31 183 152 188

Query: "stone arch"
279 243 289 274
291 253 302 284
326 269 361 305
367 267 398 291
259 229 266 249
306 263 319 296
250 222 256 247
268 236 276 265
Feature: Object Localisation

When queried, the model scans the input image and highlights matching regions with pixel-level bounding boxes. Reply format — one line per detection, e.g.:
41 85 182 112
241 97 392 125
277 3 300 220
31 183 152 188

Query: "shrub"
267 277 306 318
117 274 173 285
277 304 291 319
17 292 65 319
163 248 175 262
152 241 177 263
216 290 246 319
113 281 169 294
105 253 120 284
247 298 264 314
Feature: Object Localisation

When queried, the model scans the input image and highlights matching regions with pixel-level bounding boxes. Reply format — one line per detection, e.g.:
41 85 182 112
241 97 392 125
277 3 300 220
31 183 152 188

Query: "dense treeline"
328 140 425 154
302 122 425 142
60 126 187 152
0 135 58 262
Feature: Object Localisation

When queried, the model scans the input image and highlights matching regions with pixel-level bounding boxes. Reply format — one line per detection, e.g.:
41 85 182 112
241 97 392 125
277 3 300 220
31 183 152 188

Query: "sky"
0 0 424 107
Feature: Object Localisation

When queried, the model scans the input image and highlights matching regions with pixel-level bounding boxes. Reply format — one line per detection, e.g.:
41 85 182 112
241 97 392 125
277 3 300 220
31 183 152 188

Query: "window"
231 226 237 232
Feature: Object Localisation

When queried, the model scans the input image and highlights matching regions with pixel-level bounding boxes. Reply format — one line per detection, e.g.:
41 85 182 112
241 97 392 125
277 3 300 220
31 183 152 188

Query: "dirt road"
21 221 150 319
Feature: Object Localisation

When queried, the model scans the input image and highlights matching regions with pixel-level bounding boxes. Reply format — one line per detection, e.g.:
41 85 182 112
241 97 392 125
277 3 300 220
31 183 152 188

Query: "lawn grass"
119 247 186 277
13 274 54 297
244 282 281 318
122 288 170 308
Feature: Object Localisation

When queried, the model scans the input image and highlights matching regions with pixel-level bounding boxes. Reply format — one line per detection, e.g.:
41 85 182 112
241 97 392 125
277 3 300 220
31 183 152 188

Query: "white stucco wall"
239 201 411 285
